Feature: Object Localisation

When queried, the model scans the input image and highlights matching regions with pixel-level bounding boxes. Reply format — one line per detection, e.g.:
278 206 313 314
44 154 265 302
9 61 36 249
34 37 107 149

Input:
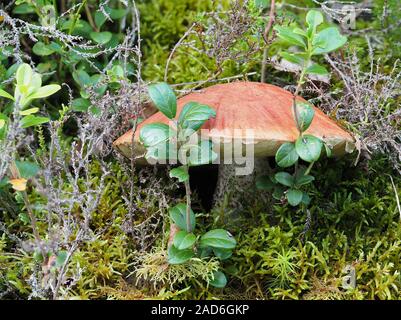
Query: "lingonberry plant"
257 10 347 207
140 82 236 288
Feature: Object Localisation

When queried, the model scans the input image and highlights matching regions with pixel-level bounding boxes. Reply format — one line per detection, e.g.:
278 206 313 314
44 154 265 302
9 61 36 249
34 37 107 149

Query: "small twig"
261 0 276 83
164 23 196 83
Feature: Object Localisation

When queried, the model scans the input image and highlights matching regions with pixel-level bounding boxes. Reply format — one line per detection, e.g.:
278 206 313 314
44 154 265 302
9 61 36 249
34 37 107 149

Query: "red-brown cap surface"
113 81 355 161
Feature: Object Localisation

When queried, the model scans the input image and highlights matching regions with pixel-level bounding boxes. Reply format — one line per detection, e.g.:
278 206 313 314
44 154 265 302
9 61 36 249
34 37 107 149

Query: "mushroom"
113 81 355 211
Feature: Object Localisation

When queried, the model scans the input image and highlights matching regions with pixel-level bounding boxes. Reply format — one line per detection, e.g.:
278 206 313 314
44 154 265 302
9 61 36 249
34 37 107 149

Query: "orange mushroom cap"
113 81 355 162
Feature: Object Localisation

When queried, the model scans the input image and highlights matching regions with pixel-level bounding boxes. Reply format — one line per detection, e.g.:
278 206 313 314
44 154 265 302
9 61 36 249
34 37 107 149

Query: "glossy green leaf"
178 102 216 131
95 11 108 29
294 173 315 187
32 42 55 56
29 85 61 99
16 63 33 87
169 166 189 182
12 3 35 14
306 10 323 31
305 63 329 76
20 115 50 128
0 114 8 140
296 102 315 132
254 0 269 9
274 26 306 48
20 108 39 116
200 229 236 249
295 134 323 162
287 189 303 206
173 230 196 250
167 245 194 265
148 83 177 119
55 251 68 268
145 141 177 162
213 248 233 260
169 203 196 232
256 175 275 191
15 160 40 179
273 185 286 200
90 31 112 45
0 88 14 100
279 52 305 66
325 143 332 157
275 142 299 168
274 172 294 187
73 70 92 87
312 27 347 55
139 123 171 147
184 140 218 166
72 98 91 112
209 271 227 288
301 192 311 206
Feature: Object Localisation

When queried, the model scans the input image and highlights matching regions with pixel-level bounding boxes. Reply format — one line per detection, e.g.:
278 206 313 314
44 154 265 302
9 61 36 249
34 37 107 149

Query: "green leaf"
275 142 299 168
20 108 39 116
148 83 177 119
72 70 92 87
173 231 197 250
178 102 216 131
184 140 218 166
0 88 14 100
169 203 196 232
274 172 294 187
279 52 305 66
168 245 194 265
213 248 233 260
139 123 172 148
312 27 347 55
72 98 91 112
16 63 33 87
254 0 269 9
306 10 324 31
0 114 8 140
296 102 315 132
273 185 286 200
200 229 236 249
12 3 35 14
295 134 323 162
20 115 50 128
169 166 189 182
294 173 315 187
324 143 332 157
286 189 303 206
145 141 177 162
301 192 311 206
55 251 68 268
32 42 55 56
90 31 112 45
29 85 61 99
110 8 128 20
256 175 275 191
274 26 306 48
15 160 40 179
95 11 108 29
209 271 227 288
305 63 329 76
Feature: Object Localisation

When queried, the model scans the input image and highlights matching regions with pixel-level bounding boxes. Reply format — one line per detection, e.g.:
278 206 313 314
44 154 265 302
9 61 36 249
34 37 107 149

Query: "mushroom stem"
213 158 271 218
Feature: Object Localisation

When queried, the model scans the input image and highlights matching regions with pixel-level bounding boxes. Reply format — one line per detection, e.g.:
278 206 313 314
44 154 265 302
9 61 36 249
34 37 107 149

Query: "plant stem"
68 0 87 35
292 69 306 134
183 165 192 232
